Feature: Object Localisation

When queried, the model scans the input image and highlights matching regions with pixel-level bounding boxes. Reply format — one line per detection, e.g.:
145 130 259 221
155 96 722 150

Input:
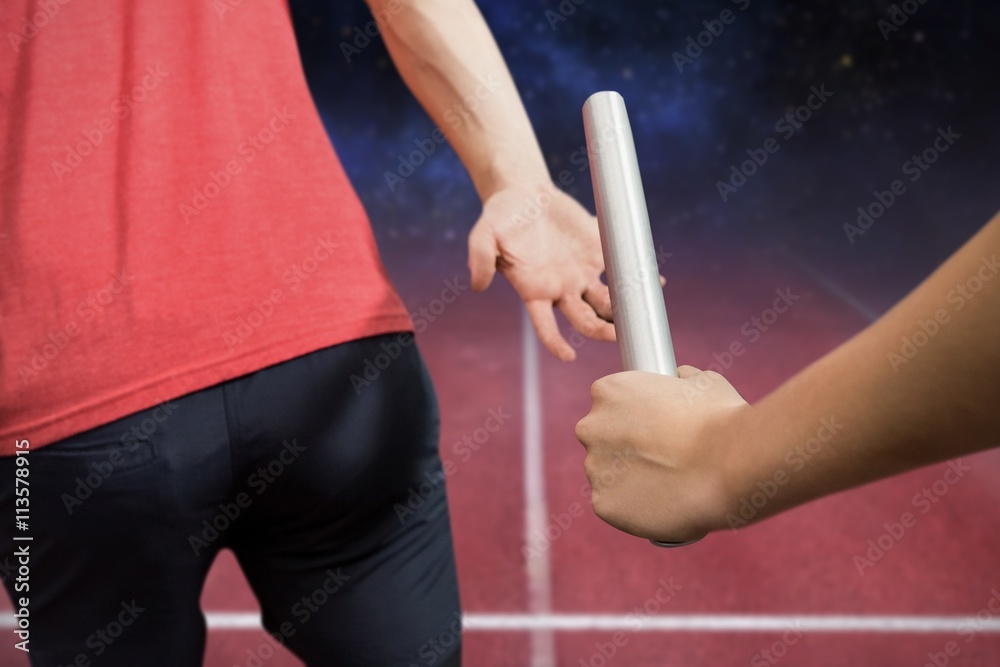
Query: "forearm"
368 0 549 199
726 211 1000 522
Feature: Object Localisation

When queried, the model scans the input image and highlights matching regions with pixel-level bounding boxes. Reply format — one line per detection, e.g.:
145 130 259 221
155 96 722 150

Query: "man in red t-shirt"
0 1 614 664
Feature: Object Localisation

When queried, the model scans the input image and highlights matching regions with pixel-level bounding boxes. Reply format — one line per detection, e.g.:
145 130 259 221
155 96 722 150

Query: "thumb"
468 223 499 292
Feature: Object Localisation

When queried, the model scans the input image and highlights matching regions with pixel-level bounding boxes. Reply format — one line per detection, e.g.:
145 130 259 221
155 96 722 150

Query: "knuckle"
702 370 724 382
590 379 603 400
591 493 609 521
602 372 626 391
468 226 486 248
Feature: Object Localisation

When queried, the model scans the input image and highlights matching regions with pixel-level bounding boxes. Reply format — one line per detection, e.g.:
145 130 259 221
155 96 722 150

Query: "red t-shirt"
0 1 413 453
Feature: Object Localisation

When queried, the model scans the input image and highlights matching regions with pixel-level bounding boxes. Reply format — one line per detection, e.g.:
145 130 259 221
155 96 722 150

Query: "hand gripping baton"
582 91 702 548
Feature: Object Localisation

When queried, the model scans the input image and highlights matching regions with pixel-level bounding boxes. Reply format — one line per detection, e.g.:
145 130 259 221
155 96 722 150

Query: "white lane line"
463 613 1000 633
5 613 995 633
522 307 556 666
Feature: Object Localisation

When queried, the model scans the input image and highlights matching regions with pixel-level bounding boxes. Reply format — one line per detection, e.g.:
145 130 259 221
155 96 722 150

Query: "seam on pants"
219 379 245 503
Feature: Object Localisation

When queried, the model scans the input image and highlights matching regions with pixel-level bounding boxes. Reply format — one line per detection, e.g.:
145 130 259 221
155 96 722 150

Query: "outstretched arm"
365 0 616 360
576 210 1000 543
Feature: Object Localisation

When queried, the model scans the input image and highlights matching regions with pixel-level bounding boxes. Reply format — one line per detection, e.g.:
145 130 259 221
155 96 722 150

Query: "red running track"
3 239 1000 666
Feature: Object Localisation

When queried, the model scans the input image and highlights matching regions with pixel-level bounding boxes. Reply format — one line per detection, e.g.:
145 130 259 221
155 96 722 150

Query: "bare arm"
576 211 1000 542
365 0 617 360
366 0 547 199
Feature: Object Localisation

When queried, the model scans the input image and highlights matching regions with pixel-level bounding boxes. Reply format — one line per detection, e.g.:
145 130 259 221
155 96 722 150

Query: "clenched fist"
575 366 751 543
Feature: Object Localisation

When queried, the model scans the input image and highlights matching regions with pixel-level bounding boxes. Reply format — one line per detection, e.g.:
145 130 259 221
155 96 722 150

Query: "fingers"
583 277 661 318
576 377 608 447
467 225 498 292
678 365 731 387
559 296 616 343
577 373 636 450
525 300 576 361
574 415 592 449
583 282 614 322
677 365 702 379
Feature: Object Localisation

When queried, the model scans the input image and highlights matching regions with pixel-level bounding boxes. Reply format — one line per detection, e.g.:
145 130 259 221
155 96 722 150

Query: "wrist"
710 403 765 532
473 152 551 202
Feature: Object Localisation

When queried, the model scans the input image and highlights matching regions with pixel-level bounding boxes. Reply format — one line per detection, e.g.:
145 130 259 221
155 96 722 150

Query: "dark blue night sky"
288 0 998 316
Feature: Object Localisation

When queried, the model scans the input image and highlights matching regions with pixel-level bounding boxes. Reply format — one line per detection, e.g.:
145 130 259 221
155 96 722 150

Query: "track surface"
3 239 999 666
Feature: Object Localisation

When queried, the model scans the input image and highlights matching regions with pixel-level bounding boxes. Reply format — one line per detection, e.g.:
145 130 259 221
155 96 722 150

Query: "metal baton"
582 91 702 549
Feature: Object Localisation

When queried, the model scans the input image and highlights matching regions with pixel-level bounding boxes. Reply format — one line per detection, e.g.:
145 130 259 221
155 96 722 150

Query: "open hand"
467 183 616 361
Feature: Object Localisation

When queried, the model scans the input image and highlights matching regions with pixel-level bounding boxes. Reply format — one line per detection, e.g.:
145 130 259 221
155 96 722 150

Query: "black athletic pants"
0 334 461 666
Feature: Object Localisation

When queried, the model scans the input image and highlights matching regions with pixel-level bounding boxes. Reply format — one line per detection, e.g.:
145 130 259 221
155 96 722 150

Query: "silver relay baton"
582 91 701 549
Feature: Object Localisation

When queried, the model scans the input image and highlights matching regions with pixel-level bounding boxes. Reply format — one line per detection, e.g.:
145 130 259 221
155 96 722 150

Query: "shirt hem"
0 314 415 454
